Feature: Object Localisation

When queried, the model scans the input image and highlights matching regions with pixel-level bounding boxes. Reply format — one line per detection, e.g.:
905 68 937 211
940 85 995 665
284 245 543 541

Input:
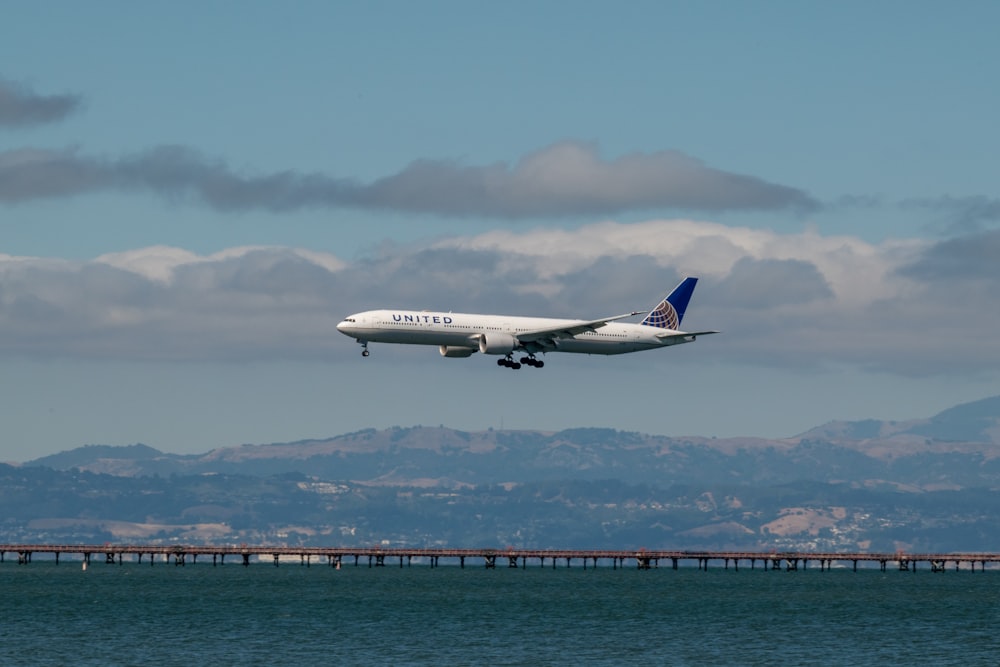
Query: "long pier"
2 544 1000 572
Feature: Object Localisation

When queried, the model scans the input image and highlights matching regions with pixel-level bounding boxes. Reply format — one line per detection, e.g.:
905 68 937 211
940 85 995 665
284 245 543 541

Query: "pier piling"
3 545 999 574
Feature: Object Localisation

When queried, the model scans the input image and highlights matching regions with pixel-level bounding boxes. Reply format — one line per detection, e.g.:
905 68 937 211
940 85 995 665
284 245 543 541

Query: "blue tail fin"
641 277 698 329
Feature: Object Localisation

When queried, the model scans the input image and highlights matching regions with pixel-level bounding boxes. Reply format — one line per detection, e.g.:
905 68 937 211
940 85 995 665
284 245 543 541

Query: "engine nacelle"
439 345 476 358
478 332 519 355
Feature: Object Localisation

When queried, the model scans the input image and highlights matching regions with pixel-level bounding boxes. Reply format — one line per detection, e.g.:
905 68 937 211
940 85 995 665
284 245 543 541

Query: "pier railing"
3 544 999 572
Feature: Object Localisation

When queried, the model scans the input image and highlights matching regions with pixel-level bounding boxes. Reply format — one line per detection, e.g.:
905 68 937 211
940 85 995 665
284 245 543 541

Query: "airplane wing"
517 312 641 345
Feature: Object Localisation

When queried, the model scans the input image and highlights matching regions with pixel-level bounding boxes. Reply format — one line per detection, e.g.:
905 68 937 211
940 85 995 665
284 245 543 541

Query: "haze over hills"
4 395 1000 552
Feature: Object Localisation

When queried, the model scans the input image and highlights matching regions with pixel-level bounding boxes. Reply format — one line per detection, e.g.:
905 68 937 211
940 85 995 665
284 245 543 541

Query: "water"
3 561 1000 666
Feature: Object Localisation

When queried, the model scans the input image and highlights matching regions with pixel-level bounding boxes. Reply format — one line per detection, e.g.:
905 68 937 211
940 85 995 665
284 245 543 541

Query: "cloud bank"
1 221 996 375
0 78 82 127
0 142 817 217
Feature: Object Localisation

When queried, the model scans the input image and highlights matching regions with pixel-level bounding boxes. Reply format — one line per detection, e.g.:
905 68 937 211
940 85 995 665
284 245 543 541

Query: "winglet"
641 277 699 329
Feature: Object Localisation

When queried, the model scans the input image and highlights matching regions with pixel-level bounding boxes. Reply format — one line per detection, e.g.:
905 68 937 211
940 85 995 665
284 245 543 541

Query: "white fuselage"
337 309 694 356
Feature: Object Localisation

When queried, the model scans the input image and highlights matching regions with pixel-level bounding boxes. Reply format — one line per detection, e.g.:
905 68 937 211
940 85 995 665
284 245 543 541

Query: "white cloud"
0 221 996 376
433 219 920 305
94 245 346 283
95 246 201 283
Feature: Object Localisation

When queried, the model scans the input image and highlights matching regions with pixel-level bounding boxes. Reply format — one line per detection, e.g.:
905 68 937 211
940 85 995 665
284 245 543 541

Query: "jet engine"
478 332 518 355
439 345 476 358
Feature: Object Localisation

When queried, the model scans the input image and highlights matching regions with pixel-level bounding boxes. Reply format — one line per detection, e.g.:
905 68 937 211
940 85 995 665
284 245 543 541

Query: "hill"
5 395 1000 552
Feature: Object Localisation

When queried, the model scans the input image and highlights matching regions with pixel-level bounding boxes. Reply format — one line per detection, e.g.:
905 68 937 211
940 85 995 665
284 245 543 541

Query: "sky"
2 1 999 461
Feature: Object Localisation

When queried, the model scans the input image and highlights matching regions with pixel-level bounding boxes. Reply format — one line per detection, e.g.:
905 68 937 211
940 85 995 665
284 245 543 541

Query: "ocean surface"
3 560 1000 666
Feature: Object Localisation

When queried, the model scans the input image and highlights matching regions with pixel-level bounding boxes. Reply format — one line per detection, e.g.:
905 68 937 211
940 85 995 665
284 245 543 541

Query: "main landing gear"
497 354 544 369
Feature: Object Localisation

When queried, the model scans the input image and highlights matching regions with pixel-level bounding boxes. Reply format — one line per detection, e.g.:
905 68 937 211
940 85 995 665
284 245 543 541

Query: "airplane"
336 277 717 369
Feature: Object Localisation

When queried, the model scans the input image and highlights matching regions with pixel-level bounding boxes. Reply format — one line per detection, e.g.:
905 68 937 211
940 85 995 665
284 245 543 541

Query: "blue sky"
2 1 999 460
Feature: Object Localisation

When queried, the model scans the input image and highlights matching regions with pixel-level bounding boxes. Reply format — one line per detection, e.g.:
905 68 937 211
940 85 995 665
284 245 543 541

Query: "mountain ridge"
21 395 1000 485
5 395 999 552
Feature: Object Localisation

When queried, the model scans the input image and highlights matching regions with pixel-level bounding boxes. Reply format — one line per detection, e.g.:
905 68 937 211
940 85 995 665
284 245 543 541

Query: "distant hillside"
6 395 1000 552
797 395 1000 443
21 395 1000 489
908 395 1000 442
28 443 168 472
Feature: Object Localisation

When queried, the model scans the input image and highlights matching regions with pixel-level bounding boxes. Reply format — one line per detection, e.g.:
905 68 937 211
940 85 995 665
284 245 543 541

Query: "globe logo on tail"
642 300 679 330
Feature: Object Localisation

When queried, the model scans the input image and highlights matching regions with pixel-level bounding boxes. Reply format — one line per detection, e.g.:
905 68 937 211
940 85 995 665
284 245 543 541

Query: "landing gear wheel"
361 349 370 357
498 354 522 369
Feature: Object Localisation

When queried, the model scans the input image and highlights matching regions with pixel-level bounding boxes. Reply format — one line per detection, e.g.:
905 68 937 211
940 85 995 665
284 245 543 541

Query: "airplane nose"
337 319 355 336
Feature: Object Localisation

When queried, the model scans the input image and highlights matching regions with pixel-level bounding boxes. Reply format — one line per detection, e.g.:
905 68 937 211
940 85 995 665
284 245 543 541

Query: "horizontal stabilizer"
655 329 720 340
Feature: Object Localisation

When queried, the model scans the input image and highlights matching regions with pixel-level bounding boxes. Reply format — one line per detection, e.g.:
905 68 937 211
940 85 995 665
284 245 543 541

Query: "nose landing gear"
360 341 370 357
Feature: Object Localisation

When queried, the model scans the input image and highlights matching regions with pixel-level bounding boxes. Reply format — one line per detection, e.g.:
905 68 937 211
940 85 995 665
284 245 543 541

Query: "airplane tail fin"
641 277 698 329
